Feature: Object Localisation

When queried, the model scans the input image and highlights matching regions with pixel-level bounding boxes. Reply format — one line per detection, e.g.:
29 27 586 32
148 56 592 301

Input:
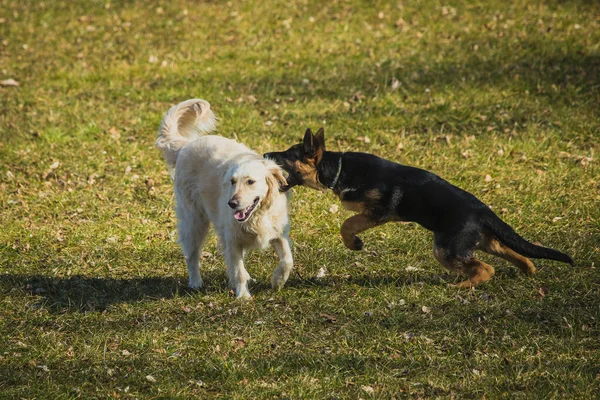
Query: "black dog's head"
264 127 326 191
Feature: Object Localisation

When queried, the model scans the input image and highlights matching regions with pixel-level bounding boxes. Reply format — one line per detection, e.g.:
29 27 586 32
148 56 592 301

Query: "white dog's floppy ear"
269 164 288 189
262 161 288 209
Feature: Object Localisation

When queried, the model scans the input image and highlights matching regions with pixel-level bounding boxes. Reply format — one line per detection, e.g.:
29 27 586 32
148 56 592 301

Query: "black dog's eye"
247 179 255 185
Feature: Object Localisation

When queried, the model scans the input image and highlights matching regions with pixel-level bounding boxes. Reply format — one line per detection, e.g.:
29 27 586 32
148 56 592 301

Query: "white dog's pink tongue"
234 210 246 221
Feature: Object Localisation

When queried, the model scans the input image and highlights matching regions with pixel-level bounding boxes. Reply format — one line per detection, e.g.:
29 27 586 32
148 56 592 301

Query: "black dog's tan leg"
340 214 384 250
452 259 495 288
480 235 536 275
433 245 495 288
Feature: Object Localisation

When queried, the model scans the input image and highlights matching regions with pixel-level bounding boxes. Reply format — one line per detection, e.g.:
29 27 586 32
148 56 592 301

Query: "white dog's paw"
235 289 252 300
271 269 289 291
234 285 252 300
189 277 204 290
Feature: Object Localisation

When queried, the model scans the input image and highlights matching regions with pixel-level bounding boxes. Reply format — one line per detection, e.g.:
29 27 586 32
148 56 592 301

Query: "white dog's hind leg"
224 243 251 299
177 204 210 289
270 235 294 291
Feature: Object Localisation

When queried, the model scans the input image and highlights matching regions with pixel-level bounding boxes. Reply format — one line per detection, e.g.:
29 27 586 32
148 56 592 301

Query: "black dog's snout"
228 199 239 209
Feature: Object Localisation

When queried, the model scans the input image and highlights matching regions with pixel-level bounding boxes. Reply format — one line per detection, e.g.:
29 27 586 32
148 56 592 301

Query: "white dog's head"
226 159 287 223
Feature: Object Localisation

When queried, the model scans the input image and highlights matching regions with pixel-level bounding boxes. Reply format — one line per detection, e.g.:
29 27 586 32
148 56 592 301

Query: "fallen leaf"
146 375 156 383
484 174 493 182
232 337 246 350
329 204 339 213
320 313 337 323
145 178 154 190
361 385 375 394
49 161 60 170
0 79 19 87
316 266 327 279
538 287 548 298
421 305 431 314
109 127 120 140
391 78 400 90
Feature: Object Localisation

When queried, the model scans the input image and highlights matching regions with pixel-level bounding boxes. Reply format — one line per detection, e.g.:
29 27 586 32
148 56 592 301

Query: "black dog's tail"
481 210 573 266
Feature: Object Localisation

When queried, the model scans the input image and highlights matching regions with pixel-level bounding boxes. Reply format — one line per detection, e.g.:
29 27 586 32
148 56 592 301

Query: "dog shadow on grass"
0 268 448 314
0 273 196 313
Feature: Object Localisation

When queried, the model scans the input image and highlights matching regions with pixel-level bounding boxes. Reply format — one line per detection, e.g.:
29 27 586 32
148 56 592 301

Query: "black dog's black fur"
265 128 573 288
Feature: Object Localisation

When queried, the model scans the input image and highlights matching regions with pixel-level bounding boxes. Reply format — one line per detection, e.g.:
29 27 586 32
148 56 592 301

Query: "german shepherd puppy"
265 128 573 288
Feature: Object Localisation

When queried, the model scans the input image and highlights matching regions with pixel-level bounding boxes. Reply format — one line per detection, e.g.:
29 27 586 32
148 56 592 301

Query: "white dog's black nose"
228 199 239 209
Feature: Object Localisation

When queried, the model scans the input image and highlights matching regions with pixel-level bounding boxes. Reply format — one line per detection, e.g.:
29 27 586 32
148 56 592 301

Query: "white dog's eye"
246 179 255 185
231 179 236 185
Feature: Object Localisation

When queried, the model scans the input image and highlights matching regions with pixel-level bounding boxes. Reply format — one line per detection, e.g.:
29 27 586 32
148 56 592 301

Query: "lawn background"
1 0 599 398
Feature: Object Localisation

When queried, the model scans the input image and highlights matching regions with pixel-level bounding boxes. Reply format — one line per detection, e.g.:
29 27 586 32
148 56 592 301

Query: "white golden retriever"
155 99 293 299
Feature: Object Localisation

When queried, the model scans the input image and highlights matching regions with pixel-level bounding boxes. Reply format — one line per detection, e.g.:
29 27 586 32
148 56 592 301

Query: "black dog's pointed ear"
314 127 325 151
303 128 315 154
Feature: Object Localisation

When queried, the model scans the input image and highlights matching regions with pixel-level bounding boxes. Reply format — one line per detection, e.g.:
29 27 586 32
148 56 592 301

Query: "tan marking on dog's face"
264 128 326 191
291 158 326 190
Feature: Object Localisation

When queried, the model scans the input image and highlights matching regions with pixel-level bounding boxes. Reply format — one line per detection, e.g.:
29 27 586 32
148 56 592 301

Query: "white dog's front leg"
225 243 251 299
270 235 294 291
186 251 204 289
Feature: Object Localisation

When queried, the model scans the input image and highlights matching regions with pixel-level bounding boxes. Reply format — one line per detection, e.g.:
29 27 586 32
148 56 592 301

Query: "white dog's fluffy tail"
155 98 217 169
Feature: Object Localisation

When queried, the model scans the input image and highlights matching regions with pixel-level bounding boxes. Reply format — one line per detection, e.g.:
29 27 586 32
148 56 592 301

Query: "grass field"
1 0 599 398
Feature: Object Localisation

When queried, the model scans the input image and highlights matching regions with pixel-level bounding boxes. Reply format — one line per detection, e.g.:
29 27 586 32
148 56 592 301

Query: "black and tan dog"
265 128 573 288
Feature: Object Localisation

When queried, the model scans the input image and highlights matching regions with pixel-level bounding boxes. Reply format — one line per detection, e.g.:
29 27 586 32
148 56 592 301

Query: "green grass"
1 0 599 398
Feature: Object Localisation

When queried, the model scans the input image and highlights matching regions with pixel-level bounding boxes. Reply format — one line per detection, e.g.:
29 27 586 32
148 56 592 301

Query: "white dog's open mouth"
233 197 260 222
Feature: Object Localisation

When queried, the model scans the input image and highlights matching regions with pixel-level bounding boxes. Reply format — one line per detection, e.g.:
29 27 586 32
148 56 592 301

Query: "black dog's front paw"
353 236 364 251
343 235 364 251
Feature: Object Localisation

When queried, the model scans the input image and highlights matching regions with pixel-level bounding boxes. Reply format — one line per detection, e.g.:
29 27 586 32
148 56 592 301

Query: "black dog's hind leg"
433 228 495 288
479 234 536 275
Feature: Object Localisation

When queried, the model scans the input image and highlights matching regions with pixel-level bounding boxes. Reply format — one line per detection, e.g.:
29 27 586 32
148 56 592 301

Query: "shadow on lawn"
0 274 190 313
0 269 442 313
240 40 599 124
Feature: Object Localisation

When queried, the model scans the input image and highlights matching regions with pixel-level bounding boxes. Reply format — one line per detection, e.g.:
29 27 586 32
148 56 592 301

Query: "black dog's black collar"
328 153 344 190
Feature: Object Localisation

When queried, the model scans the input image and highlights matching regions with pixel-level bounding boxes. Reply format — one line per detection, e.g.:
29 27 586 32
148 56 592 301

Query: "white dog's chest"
238 217 286 250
